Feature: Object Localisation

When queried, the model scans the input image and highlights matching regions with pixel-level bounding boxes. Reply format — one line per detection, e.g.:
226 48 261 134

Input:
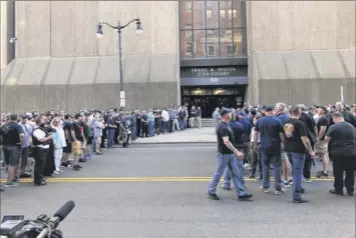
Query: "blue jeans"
261 149 282 190
223 158 246 192
287 152 305 200
107 129 115 148
148 121 154 137
131 127 137 141
208 152 247 197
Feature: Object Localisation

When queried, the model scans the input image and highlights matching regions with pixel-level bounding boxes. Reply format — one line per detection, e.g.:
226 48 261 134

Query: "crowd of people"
208 102 356 203
0 106 202 191
0 102 355 202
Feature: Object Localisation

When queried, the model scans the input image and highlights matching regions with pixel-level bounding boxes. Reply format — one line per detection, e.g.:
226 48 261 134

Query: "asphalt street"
1 144 355 238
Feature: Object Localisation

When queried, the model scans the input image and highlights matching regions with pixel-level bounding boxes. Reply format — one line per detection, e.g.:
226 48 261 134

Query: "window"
220 29 233 57
233 28 246 56
193 30 206 58
206 30 219 57
179 0 246 59
193 1 206 29
206 1 219 28
180 0 193 30
181 31 193 58
219 1 232 28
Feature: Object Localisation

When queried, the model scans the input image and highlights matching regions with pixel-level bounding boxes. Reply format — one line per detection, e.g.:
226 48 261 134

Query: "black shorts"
62 141 72 153
87 137 93 145
3 146 21 166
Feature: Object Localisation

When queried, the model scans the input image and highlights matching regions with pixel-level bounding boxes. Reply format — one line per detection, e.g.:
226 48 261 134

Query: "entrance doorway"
181 86 247 118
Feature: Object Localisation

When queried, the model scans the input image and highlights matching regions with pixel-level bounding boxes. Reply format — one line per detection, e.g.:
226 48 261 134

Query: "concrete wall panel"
150 55 178 83
249 1 354 51
45 58 75 85
151 1 179 55
258 79 290 105
17 59 49 85
42 85 68 112
339 50 356 78
73 1 98 57
96 57 120 84
69 58 99 85
50 2 77 57
283 51 317 79
17 1 51 58
255 52 287 80
337 1 356 49
92 83 121 109
124 56 150 83
311 51 346 79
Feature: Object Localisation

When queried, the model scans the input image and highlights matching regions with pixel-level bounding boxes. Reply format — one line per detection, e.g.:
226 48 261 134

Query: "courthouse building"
1 1 355 116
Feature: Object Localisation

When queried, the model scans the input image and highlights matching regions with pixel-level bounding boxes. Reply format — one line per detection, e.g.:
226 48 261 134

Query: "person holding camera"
32 115 53 186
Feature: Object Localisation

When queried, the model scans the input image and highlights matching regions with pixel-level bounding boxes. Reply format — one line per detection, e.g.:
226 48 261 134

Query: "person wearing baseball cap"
252 105 285 195
207 108 253 201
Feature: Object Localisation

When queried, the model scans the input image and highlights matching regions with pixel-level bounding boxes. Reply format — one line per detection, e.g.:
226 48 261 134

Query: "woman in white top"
51 117 67 174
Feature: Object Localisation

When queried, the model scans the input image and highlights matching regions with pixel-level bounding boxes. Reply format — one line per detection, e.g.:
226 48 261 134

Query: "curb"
132 141 217 145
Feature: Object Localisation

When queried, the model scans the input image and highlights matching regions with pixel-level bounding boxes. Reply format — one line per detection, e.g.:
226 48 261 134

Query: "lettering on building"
190 67 237 77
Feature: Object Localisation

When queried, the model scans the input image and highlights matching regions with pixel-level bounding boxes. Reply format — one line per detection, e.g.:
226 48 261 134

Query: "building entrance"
181 86 247 118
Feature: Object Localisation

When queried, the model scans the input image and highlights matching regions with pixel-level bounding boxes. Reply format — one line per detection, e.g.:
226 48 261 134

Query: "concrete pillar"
0 1 8 69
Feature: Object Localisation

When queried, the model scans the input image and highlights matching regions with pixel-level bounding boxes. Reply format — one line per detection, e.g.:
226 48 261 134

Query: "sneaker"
347 191 354 196
207 193 220 200
274 189 284 195
34 181 47 186
53 170 61 175
73 165 80 171
4 181 19 187
249 175 256 179
329 189 344 196
283 180 291 188
79 158 87 162
260 186 270 193
220 184 232 191
303 178 312 183
19 173 31 178
293 198 309 203
238 193 253 201
13 177 19 183
96 151 103 155
316 171 329 178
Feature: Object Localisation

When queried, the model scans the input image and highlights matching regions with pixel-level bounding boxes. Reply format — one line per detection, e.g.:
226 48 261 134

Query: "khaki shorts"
95 136 102 144
315 141 328 154
72 141 82 156
81 141 87 149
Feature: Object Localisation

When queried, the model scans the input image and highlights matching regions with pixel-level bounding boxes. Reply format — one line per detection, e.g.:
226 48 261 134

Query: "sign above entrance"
181 66 247 78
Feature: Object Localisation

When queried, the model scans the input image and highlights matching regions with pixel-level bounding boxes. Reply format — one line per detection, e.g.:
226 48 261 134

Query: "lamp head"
136 19 143 34
96 23 103 38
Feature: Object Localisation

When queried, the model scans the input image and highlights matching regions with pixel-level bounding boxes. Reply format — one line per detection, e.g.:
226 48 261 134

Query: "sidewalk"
133 127 217 144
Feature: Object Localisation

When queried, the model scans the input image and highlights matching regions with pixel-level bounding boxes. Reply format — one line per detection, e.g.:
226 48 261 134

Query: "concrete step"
201 118 215 127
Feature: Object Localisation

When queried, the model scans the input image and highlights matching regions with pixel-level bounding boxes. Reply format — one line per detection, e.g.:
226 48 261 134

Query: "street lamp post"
96 18 143 109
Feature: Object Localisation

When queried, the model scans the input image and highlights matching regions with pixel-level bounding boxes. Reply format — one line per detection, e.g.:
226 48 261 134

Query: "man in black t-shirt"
70 113 84 171
284 107 314 203
315 107 330 177
207 108 253 201
0 114 24 187
325 112 356 196
298 104 317 182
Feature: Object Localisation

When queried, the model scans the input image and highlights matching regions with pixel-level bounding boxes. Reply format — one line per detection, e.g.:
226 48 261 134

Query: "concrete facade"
0 1 8 70
1 1 355 113
1 1 179 113
247 1 356 106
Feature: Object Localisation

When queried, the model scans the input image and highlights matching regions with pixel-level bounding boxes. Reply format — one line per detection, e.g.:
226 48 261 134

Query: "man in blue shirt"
275 102 292 187
237 111 253 166
253 106 284 194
